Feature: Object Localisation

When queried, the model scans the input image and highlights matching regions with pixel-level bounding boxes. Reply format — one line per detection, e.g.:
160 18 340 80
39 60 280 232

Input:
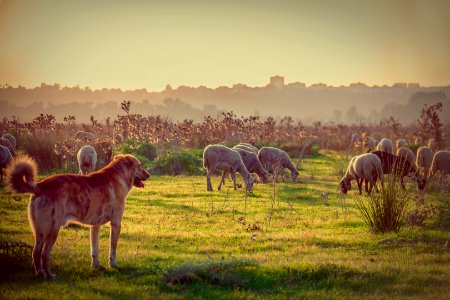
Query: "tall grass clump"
355 175 414 233
20 135 64 172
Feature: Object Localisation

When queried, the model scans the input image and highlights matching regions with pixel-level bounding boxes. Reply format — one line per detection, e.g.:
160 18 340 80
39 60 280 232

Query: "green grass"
0 150 449 299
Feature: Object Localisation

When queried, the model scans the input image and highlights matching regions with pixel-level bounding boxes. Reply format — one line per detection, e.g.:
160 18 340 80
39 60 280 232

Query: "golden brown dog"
6 154 149 280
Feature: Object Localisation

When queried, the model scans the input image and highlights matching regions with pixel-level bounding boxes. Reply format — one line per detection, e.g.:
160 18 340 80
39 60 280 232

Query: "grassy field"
0 151 449 299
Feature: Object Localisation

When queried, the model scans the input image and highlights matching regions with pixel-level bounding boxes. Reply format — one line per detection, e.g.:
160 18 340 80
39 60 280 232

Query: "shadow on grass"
161 260 401 297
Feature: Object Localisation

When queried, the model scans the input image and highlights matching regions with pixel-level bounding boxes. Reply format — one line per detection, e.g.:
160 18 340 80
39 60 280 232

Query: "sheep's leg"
401 177 406 190
364 179 369 193
218 171 227 191
368 180 374 195
231 170 237 190
356 178 363 195
206 168 214 192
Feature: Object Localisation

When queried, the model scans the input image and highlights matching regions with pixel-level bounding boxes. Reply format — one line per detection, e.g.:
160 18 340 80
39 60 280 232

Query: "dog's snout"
141 169 150 180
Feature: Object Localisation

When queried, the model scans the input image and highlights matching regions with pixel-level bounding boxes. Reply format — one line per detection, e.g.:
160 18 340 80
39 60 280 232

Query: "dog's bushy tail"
6 155 38 194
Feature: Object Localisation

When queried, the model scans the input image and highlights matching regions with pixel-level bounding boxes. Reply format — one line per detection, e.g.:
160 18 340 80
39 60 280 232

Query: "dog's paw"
108 258 118 268
36 269 46 279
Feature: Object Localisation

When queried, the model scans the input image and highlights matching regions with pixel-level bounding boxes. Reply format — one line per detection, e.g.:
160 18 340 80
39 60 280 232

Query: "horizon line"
1 80 450 92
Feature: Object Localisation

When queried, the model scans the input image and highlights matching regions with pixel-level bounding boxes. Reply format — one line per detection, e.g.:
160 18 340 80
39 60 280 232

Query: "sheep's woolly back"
6 155 37 194
2 134 16 148
0 145 12 167
416 147 434 168
430 150 450 176
396 139 407 150
376 138 394 154
396 147 415 164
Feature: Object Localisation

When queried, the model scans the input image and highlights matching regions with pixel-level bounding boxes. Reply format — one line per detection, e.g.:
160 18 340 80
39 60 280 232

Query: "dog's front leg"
90 226 101 268
108 222 121 268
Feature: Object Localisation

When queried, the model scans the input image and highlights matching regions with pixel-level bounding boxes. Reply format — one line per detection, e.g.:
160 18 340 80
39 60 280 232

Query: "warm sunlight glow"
0 0 449 90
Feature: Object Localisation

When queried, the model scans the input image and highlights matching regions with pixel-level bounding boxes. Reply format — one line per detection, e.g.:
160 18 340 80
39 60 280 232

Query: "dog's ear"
113 154 125 161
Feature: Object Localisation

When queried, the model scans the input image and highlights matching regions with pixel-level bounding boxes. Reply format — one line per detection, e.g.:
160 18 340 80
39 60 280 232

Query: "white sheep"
363 136 378 150
0 145 13 181
235 143 258 154
77 145 97 175
203 144 254 193
429 150 450 191
416 146 434 180
376 138 394 154
0 138 15 156
74 131 96 144
396 147 415 165
2 134 16 150
396 139 407 150
231 146 270 183
339 153 383 195
258 147 299 182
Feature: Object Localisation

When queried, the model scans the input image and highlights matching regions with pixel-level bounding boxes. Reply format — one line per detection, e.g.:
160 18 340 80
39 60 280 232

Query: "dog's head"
114 154 150 188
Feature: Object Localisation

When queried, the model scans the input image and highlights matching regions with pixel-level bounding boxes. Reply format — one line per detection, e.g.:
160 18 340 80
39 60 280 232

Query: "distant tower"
270 75 284 88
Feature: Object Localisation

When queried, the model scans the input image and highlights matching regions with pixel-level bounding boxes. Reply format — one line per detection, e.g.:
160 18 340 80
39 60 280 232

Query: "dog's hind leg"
29 196 45 278
32 233 45 278
109 222 121 268
90 226 101 268
42 226 60 280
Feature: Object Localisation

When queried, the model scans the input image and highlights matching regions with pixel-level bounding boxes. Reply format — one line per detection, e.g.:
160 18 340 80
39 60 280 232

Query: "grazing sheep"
236 143 258 154
0 145 13 181
233 144 257 154
363 136 378 150
0 138 15 156
429 150 450 191
416 146 434 180
2 134 16 150
372 151 426 190
339 153 383 195
231 146 270 183
203 144 254 193
74 131 96 144
258 147 299 181
347 133 362 154
376 138 394 154
396 146 415 165
396 139 407 150
77 145 97 175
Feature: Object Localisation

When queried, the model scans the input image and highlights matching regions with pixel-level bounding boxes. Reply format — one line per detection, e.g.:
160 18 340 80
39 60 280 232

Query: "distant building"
393 82 407 88
270 75 284 88
408 83 420 88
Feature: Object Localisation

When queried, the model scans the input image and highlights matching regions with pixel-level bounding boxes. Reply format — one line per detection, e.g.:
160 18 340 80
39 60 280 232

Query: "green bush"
19 134 66 172
354 175 413 233
154 149 203 175
136 143 157 161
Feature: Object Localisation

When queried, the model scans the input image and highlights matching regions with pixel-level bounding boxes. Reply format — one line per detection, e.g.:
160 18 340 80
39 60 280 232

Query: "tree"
416 102 443 148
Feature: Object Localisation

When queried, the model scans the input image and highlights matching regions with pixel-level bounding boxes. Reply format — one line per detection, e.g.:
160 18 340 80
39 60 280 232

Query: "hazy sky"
0 0 449 90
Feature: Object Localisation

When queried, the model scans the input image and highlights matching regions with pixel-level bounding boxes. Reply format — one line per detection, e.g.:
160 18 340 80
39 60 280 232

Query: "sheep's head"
291 170 299 181
260 172 270 184
339 178 351 194
415 174 426 191
245 174 255 193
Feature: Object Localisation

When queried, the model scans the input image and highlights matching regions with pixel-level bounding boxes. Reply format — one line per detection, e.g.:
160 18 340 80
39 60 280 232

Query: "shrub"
154 149 203 175
19 134 65 172
136 143 157 161
354 175 414 233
